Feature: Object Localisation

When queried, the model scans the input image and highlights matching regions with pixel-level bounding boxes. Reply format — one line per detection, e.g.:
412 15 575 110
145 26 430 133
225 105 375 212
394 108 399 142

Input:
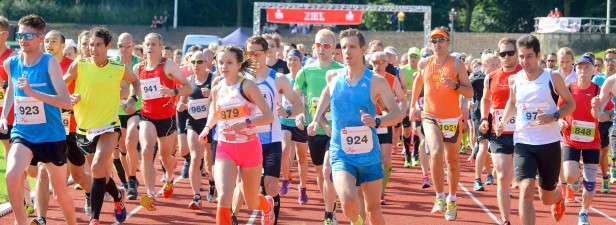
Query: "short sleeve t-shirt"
269 59 290 74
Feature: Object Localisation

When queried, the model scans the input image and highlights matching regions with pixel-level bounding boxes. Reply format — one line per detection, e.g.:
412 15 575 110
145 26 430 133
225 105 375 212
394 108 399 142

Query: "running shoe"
162 181 174 199
114 188 127 222
444 201 457 221
485 174 495 185
578 212 590 225
140 194 157 211
261 195 276 225
411 155 420 167
181 159 190 179
188 196 202 210
601 178 610 193
89 219 101 225
473 179 485 191
551 197 566 222
570 176 583 192
279 179 290 195
611 168 616 183
29 217 46 225
120 182 128 190
431 197 446 214
206 186 218 203
560 183 567 198
422 174 431 189
25 203 34 217
459 147 466 154
351 216 363 225
324 218 335 225
298 186 308 204
404 155 411 168
84 195 92 216
565 185 575 203
501 220 511 225
127 179 138 200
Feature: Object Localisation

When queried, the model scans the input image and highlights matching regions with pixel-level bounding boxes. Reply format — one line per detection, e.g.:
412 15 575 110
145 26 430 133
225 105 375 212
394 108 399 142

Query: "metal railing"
534 17 616 34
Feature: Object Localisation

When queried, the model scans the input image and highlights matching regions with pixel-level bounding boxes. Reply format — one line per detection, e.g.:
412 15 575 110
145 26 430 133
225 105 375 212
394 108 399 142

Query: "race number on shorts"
438 118 458 139
141 77 162 100
15 96 46 125
86 124 115 141
341 126 373 154
61 112 71 135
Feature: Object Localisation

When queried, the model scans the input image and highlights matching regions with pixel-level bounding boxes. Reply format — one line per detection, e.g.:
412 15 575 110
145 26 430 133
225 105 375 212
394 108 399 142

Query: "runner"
232 35 303 224
63 45 77 60
495 34 572 224
136 33 192 211
1 14 77 225
471 52 499 191
312 28 402 225
478 37 523 225
602 49 616 186
294 28 343 225
557 47 577 85
176 51 213 210
410 48 434 188
113 32 142 200
409 28 473 221
400 47 419 167
369 51 406 205
76 30 90 60
197 45 276 225
560 55 612 225
262 34 290 74
278 50 310 206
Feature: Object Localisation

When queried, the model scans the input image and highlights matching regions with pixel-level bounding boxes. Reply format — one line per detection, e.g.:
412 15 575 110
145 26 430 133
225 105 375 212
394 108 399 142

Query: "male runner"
262 34 290 74
295 28 343 225
557 47 577 85
496 34 572 224
400 47 419 167
76 30 90 60
136 33 191 211
410 28 473 221
1 14 76 225
592 48 616 193
312 28 402 225
478 37 523 224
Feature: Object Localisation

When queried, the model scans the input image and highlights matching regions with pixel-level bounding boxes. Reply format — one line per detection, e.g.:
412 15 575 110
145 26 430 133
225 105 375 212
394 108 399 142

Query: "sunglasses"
605 58 616 63
16 32 42 41
245 50 264 57
314 43 333 49
547 60 556 62
191 59 206 65
422 53 432 58
409 54 420 59
430 38 447 44
117 43 132 49
498 51 516 57
371 60 387 65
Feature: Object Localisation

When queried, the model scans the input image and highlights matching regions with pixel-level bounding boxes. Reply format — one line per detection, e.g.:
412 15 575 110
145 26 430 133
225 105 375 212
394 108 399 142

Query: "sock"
273 195 280 223
413 135 420 158
437 192 445 199
90 177 107 220
352 215 364 225
216 207 233 225
113 158 127 184
461 132 468 148
403 136 411 158
603 175 610 180
129 176 137 182
194 194 201 201
324 211 334 219
257 194 270 211
382 165 393 194
580 208 587 214
105 177 121 202
447 194 457 202
209 179 216 186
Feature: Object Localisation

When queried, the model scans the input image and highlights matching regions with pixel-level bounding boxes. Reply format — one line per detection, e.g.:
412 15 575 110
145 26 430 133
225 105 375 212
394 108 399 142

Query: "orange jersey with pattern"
422 56 460 118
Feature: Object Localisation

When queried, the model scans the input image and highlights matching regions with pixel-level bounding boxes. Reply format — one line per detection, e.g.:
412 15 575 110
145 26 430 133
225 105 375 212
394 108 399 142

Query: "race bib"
520 102 549 128
216 100 246 122
141 77 162 100
86 124 115 141
311 97 331 121
493 109 515 132
15 96 46 125
61 112 71 135
0 89 5 106
438 118 459 138
187 98 209 120
570 120 595 142
341 126 373 154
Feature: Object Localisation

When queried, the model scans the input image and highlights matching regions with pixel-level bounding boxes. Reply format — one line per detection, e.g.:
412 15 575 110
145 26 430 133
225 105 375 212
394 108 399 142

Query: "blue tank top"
330 68 381 166
9 53 65 143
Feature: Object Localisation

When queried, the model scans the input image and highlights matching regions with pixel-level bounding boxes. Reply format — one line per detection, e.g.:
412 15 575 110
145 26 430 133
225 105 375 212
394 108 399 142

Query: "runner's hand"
275 102 289 118
230 121 248 132
17 74 33 96
70 94 81 105
410 107 422 121
0 118 7 134
159 87 175 97
558 119 568 131
176 102 187 112
123 99 137 115
479 120 489 134
440 76 457 89
307 121 318 136
591 96 601 110
360 110 376 127
535 108 555 125
198 128 210 145
494 122 504 137
296 113 306 130
201 87 211 98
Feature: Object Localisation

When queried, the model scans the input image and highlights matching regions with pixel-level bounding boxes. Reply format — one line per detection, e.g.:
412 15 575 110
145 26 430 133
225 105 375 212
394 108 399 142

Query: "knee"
322 166 331 177
90 162 106 176
445 155 459 166
5 171 22 186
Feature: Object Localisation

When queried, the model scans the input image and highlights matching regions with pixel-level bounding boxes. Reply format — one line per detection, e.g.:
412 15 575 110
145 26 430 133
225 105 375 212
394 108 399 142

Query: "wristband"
173 88 179 96
285 108 293 118
454 83 460 90
375 117 382 128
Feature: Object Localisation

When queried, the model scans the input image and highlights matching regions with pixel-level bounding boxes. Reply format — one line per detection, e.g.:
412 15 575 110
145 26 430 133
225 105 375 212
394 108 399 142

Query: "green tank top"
114 55 142 115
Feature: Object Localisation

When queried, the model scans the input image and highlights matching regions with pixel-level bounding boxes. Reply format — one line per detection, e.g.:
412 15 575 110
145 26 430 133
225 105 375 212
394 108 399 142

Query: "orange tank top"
422 56 461 119
376 72 395 115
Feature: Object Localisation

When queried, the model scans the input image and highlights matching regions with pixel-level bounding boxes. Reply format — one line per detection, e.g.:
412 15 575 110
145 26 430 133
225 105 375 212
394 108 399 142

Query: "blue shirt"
9 53 65 143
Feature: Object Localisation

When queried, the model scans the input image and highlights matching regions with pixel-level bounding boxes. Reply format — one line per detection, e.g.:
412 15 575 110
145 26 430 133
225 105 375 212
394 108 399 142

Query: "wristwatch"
245 118 253 128
285 108 292 118
553 112 560 121
375 117 382 128
131 95 138 102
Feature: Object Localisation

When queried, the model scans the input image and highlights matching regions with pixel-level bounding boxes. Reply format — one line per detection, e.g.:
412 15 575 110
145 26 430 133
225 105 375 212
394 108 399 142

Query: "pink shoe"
261 196 276 225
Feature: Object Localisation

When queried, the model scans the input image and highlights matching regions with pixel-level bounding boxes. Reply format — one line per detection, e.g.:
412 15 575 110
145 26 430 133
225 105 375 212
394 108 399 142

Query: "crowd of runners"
0 14 615 225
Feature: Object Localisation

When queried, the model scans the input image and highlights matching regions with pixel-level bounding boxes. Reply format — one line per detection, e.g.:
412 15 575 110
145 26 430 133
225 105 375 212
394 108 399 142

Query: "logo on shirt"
30 83 47 87
361 82 367 88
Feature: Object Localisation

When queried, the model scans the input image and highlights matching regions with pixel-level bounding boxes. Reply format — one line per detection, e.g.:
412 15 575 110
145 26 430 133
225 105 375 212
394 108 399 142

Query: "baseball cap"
408 47 420 57
429 29 449 40
385 48 396 56
575 55 594 66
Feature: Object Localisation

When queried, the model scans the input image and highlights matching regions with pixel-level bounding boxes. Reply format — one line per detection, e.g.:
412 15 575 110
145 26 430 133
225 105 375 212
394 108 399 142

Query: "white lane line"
112 176 183 225
574 198 616 222
458 182 502 224
245 209 259 225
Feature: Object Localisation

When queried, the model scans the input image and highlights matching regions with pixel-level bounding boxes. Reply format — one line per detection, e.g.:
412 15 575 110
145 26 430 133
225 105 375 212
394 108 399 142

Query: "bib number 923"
19 106 39 115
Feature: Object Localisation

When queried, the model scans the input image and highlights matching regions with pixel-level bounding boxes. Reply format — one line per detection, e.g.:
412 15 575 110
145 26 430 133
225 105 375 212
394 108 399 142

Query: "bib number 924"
346 135 368 145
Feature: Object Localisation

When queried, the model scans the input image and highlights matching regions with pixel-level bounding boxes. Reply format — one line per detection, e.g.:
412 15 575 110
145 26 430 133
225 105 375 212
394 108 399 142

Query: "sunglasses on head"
117 43 132 49
409 54 420 59
430 38 447 44
498 51 516 57
371 60 387 65
191 59 206 65
422 53 432 58
245 50 264 57
16 32 42 41
314 43 333 49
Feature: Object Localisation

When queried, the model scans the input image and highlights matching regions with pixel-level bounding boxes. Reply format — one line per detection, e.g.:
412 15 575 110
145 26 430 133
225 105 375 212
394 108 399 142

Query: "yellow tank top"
74 58 124 134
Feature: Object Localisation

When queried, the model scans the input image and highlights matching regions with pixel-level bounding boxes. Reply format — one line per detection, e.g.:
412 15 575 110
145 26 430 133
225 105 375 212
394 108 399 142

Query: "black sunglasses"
498 51 516 57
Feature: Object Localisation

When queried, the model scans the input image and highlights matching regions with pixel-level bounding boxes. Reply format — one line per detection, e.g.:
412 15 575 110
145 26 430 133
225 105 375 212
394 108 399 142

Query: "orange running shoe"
162 181 174 199
551 196 566 222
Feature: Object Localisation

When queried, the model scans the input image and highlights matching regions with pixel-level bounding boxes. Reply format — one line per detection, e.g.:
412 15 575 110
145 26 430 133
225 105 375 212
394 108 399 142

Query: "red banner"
266 9 363 25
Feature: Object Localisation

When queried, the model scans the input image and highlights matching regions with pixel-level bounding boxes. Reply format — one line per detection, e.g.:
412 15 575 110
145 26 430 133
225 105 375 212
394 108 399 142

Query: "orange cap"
430 29 449 40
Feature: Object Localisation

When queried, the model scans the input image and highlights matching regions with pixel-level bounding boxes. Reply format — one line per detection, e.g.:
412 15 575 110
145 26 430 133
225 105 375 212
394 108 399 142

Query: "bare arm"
392 77 407 113
454 59 473 98
1 60 14 121
409 60 425 120
550 72 575 119
496 75 518 136
397 69 408 93
480 76 492 119
243 80 274 126
372 76 403 127
276 74 304 117
27 57 71 110
164 60 192 97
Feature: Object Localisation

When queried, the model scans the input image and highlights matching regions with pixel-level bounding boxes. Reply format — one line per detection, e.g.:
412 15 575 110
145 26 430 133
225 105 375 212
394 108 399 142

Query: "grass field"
0 145 37 204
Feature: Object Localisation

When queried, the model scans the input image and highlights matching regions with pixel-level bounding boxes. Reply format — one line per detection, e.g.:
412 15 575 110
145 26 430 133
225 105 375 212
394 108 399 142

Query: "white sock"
580 208 587 214
437 192 445 199
447 194 457 202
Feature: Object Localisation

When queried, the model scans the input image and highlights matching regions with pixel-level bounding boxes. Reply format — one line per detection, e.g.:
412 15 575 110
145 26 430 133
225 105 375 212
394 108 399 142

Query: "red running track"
1 151 615 224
